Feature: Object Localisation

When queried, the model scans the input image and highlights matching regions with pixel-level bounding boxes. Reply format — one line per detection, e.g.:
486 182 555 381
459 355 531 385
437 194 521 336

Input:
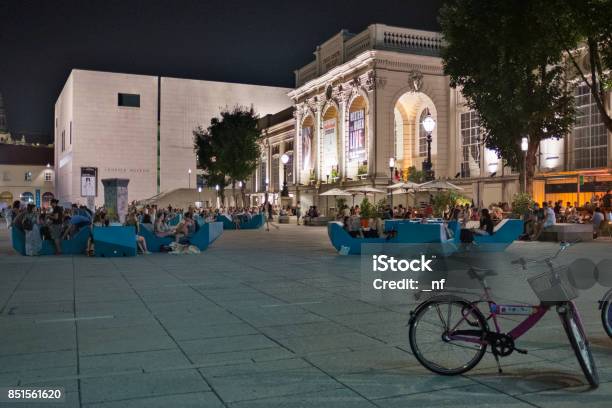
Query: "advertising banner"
301 126 313 171
80 167 97 197
348 109 366 161
322 118 337 176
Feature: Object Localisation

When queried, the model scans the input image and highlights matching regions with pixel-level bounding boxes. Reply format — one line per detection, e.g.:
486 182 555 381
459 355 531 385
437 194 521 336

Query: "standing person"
264 200 278 231
592 207 604 239
295 201 302 225
49 199 63 255
23 204 42 256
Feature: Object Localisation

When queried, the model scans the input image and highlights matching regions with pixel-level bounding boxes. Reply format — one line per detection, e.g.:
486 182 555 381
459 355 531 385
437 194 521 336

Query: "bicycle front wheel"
409 297 488 375
559 303 599 387
601 290 612 338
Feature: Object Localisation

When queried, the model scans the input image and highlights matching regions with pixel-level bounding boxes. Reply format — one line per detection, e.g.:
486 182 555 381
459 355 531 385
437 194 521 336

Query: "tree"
440 0 576 194
194 106 262 207
549 0 612 132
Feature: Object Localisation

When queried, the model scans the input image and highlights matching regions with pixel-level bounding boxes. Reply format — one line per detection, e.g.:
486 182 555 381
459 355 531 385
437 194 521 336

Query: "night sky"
0 0 442 143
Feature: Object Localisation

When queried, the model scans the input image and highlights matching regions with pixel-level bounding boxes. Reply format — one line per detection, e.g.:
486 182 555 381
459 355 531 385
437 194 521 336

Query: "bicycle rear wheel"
409 297 487 375
558 303 599 387
601 290 612 338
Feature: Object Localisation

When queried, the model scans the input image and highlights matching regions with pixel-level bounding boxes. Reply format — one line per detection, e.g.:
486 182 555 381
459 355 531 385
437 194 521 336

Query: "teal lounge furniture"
139 221 223 252
93 226 137 257
327 221 455 255
448 219 523 250
190 220 224 250
139 224 174 252
327 222 386 255
12 226 89 256
216 213 265 230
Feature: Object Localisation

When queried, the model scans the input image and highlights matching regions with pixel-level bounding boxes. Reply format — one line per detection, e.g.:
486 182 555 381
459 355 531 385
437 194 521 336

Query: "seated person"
532 201 555 240
125 212 151 254
343 216 363 238
174 212 195 243
141 214 154 232
469 208 494 236
154 212 174 237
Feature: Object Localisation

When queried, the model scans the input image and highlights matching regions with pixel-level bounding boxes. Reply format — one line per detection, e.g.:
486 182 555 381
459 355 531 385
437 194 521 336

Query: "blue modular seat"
449 218 522 250
216 213 265 230
93 226 137 257
139 224 174 252
12 226 89 256
11 227 26 255
189 221 224 250
329 220 456 255
327 221 387 255
167 214 182 226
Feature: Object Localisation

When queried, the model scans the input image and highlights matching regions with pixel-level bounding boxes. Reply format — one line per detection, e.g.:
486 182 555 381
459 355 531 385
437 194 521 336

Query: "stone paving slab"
0 225 611 407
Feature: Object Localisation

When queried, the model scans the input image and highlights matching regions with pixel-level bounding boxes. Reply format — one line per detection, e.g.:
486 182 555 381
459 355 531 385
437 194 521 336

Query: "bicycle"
600 288 612 338
408 242 599 387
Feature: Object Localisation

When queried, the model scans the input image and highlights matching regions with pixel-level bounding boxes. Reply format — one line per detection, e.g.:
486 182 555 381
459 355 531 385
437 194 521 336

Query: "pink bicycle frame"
447 284 556 344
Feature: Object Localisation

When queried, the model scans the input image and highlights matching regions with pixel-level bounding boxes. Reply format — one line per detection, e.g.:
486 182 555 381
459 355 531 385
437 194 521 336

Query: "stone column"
102 178 130 223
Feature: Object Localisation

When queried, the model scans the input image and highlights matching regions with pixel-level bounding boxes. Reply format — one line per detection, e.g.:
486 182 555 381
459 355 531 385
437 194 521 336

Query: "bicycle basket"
527 268 578 302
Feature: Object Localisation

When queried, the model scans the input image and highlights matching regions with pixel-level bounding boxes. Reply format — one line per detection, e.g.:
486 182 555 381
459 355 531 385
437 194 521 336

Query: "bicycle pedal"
514 348 528 354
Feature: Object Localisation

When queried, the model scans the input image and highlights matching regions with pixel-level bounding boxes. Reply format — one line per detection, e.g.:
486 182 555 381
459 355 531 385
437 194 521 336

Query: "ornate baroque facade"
251 24 612 210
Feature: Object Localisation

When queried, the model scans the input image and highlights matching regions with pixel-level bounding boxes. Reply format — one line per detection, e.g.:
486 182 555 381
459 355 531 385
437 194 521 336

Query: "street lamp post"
388 157 395 209
215 184 220 208
521 137 529 194
421 109 436 181
198 186 202 204
280 154 289 197
188 168 192 189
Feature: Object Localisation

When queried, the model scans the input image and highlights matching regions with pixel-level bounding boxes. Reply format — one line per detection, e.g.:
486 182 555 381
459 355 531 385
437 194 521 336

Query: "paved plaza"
0 224 611 407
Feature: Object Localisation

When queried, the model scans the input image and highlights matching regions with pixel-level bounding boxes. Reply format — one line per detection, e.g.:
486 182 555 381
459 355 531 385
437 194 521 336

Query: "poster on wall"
81 167 98 197
348 109 366 161
301 126 313 171
322 119 337 175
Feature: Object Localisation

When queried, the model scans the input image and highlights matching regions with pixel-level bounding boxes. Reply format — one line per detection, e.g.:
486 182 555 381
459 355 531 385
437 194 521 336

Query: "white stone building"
54 69 291 206
253 24 611 210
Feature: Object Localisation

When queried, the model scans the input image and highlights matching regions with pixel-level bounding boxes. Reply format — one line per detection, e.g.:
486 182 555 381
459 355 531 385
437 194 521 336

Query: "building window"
284 140 294 152
44 171 52 182
460 111 481 178
69 121 72 145
285 152 294 184
61 130 65 152
20 192 34 203
258 160 267 192
271 156 280 192
2 171 9 181
24 171 32 182
573 84 608 169
118 93 140 107
418 110 428 157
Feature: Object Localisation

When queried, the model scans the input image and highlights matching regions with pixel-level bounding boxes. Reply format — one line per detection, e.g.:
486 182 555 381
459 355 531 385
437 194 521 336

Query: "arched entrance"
0 191 13 208
321 104 340 182
393 92 437 179
20 192 34 204
346 95 369 179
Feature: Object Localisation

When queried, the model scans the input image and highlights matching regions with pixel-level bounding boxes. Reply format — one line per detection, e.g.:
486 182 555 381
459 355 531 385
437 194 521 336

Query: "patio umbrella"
319 188 352 215
388 181 422 193
346 186 386 206
418 179 463 191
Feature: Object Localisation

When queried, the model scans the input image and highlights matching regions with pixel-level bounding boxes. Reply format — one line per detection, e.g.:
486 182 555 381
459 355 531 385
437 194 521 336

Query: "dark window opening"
118 93 140 107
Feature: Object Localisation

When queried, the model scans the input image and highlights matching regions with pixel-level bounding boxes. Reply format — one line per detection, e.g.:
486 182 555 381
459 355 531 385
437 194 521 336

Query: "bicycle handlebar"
510 240 580 269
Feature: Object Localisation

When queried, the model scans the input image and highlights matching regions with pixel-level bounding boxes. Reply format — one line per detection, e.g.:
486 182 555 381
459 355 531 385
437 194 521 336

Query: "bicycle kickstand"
492 350 503 374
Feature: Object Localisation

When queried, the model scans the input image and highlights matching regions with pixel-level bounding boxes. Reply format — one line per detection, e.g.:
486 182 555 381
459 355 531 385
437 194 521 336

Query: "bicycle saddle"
468 267 497 280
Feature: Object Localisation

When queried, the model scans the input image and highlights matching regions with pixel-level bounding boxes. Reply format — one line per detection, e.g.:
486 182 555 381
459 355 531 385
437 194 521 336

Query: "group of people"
4 199 94 255
3 200 227 256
